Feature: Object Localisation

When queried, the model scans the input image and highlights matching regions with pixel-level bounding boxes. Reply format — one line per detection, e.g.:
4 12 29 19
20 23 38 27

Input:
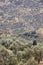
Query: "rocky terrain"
0 0 43 38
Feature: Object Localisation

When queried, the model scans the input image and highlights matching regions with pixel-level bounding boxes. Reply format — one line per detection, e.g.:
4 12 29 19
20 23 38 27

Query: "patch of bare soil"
39 61 43 65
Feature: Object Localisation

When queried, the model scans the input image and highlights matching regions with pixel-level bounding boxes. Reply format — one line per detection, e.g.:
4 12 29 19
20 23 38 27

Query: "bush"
0 45 17 65
33 40 37 46
33 45 43 64
25 58 38 65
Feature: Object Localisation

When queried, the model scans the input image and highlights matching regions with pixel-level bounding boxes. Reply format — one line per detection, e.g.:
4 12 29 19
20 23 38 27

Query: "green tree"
33 40 37 46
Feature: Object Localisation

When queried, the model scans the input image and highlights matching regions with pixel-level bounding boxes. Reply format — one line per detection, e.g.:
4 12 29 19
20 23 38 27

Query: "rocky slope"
0 0 43 37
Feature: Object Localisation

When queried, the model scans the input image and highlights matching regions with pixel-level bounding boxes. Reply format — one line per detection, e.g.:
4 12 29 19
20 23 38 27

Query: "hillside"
0 1 43 65
0 0 43 38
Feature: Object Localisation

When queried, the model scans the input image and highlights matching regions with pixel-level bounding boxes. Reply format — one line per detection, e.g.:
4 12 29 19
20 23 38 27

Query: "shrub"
33 45 43 64
33 40 37 46
25 58 38 65
0 45 17 65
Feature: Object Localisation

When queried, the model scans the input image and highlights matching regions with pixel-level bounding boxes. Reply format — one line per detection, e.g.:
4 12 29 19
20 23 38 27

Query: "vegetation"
0 0 43 65
0 34 43 65
33 40 37 46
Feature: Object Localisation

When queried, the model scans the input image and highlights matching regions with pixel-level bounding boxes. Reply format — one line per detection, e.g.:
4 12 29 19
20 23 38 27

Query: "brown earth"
39 61 43 65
